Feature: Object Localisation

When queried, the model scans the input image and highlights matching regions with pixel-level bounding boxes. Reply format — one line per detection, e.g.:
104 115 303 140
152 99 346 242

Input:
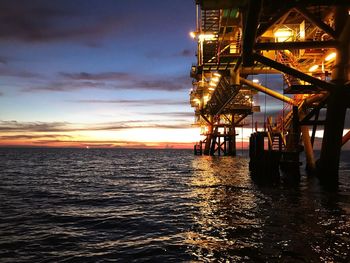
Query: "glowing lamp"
274 30 293 38
198 34 216 41
211 77 220 82
189 31 196 39
209 82 216 87
213 73 221 77
252 79 259 83
309 65 319 72
325 52 336 62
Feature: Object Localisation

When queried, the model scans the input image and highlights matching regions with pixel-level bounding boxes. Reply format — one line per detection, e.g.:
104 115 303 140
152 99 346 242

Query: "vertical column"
318 8 349 185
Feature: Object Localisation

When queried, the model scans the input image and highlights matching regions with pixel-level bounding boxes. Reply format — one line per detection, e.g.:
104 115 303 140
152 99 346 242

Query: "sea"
0 148 349 262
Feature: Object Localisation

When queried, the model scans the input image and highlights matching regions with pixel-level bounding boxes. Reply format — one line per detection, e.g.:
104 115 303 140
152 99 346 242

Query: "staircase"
201 10 220 64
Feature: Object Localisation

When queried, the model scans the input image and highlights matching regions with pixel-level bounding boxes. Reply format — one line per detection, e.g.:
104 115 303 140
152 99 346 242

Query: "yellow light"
274 30 293 38
309 65 319 72
245 95 250 99
213 73 221 77
211 77 220 82
209 82 216 87
325 52 336 62
208 87 215 91
198 34 216 41
203 95 209 102
189 31 196 39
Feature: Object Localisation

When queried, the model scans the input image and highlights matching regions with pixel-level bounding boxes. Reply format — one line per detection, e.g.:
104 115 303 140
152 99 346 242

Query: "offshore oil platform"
189 0 350 186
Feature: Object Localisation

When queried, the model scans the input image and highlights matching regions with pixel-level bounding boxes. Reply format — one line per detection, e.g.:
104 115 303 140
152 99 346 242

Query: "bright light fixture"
245 95 250 99
209 82 216 87
274 30 293 38
211 77 220 82
252 79 259 83
309 65 319 72
208 87 215 91
325 52 336 62
198 34 216 41
189 31 196 39
213 73 221 77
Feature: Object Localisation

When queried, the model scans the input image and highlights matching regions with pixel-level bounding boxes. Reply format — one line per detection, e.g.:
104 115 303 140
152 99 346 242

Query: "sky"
0 0 203 148
0 0 347 149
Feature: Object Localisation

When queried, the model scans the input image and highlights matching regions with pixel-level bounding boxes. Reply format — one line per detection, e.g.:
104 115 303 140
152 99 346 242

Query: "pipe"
342 130 350 146
301 126 316 170
240 77 296 105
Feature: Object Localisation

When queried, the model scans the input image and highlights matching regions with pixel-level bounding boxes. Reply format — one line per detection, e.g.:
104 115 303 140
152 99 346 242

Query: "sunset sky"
1 0 345 149
0 0 205 148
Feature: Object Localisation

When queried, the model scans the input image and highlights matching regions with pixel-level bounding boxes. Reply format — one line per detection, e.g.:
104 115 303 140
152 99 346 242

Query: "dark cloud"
145 111 194 117
0 120 191 133
23 81 106 92
178 49 192 57
23 72 190 92
0 134 72 140
0 1 124 44
0 56 8 64
59 71 131 81
0 67 41 78
145 48 194 59
72 99 188 106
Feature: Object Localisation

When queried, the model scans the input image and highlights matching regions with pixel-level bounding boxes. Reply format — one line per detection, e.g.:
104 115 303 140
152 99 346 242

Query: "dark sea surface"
0 148 349 262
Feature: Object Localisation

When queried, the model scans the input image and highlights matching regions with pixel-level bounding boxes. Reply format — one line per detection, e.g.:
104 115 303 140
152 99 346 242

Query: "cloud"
145 48 193 59
0 67 41 78
145 111 194 117
177 49 192 57
0 134 72 140
0 56 8 64
0 91 3 96
0 1 124 45
71 99 188 106
0 120 191 133
23 72 190 92
59 71 131 81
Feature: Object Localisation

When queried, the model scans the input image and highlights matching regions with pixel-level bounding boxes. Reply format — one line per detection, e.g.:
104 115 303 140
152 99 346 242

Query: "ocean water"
0 148 349 262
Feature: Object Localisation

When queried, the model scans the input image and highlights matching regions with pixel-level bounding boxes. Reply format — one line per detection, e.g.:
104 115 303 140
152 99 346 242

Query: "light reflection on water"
186 155 350 262
0 148 349 262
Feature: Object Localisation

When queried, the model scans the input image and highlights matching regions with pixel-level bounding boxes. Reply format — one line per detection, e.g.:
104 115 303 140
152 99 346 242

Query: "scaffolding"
190 0 350 186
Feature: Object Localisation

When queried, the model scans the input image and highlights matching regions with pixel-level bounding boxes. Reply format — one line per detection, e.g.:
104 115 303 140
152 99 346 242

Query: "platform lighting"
208 87 215 91
209 82 217 87
325 52 336 62
211 77 220 82
252 79 259 83
274 30 293 38
213 73 221 77
309 64 319 72
198 33 216 41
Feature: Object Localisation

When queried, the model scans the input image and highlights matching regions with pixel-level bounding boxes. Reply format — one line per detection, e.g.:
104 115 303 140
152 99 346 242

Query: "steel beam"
253 53 336 91
242 0 262 66
294 7 337 39
318 7 349 185
240 77 295 105
255 40 338 50
257 8 292 37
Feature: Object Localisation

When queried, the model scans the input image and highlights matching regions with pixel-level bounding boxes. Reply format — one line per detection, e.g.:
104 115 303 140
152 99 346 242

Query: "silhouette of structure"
190 0 350 186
